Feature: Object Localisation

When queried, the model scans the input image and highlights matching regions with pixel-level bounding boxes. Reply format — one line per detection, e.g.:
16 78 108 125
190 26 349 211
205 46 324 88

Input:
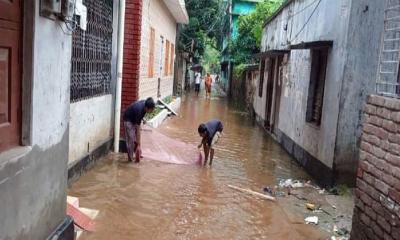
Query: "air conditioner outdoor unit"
40 0 62 18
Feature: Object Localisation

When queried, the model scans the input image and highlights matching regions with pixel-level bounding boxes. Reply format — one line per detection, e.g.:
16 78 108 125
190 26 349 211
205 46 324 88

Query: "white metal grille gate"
377 0 400 97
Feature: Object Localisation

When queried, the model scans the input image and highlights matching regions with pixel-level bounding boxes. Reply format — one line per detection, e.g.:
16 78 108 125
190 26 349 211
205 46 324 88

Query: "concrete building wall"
351 95 400 240
69 1 119 168
0 0 72 238
69 95 113 165
253 60 269 123
257 0 351 173
139 0 177 100
335 0 385 184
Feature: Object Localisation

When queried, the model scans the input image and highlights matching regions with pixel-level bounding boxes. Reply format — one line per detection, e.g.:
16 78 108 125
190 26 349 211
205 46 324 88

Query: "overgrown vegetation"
230 0 283 64
178 0 225 63
203 42 221 74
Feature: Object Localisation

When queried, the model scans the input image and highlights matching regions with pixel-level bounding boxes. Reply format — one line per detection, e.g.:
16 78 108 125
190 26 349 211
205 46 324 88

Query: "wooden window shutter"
164 40 170 76
170 44 175 76
148 27 155 78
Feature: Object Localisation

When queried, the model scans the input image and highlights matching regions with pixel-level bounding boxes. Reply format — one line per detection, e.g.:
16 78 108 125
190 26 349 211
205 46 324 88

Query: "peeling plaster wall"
257 0 352 170
0 0 71 239
69 95 113 165
335 0 385 184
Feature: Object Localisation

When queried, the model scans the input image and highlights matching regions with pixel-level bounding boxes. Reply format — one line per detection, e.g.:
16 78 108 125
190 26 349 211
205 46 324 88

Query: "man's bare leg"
209 148 214 166
203 144 210 166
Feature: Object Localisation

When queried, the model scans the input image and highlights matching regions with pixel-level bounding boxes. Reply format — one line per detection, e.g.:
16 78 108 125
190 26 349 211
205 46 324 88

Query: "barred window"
306 48 328 126
70 0 113 102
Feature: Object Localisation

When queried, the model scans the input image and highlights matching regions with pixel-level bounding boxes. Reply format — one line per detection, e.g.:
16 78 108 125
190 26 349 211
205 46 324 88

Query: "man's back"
123 100 146 125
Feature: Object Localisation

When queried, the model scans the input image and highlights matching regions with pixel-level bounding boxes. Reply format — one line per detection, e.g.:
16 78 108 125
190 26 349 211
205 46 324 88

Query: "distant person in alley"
195 71 201 96
205 73 212 99
123 97 156 163
197 119 223 166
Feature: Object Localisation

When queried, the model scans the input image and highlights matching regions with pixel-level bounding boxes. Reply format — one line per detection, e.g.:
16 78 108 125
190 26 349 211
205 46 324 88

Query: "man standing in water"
197 119 223 166
205 73 212 99
194 71 201 96
123 97 155 162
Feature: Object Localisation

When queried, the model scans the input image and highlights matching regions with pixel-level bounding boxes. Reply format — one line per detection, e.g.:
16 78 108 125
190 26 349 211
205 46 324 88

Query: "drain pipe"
114 0 126 153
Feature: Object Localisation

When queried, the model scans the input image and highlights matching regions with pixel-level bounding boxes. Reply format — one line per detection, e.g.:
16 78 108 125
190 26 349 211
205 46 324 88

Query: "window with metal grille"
70 0 113 102
306 48 328 126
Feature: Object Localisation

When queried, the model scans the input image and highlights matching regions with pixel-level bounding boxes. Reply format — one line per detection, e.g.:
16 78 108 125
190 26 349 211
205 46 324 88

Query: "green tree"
178 0 225 63
203 41 221 74
231 0 282 64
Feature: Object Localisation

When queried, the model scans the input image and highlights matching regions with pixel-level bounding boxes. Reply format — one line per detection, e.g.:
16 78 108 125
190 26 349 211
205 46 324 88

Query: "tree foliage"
231 0 282 64
178 0 225 63
203 41 221 74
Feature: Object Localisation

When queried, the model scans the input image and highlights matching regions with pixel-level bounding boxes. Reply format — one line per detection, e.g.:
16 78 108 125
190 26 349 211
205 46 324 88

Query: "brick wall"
121 0 143 136
351 95 400 240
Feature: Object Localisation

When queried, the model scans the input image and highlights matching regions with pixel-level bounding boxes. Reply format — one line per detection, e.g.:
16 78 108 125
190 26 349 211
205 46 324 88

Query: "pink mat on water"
141 128 202 165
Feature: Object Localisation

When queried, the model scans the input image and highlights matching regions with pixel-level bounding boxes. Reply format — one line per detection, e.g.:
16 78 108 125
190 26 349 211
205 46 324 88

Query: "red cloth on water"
141 127 202 165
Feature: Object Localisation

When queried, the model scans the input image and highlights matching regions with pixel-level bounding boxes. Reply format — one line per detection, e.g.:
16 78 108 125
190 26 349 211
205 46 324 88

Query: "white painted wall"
139 0 177 100
255 0 352 169
69 95 113 164
31 15 71 150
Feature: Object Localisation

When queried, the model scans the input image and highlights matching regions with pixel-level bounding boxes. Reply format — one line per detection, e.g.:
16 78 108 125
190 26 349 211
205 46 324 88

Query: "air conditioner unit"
61 0 75 20
40 0 62 18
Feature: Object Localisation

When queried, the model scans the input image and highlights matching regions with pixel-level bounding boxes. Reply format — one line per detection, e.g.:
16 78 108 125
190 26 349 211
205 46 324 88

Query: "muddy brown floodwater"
69 92 330 240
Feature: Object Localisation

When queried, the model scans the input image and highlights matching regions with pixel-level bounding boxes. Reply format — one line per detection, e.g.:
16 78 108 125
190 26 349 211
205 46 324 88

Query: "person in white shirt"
195 71 201 96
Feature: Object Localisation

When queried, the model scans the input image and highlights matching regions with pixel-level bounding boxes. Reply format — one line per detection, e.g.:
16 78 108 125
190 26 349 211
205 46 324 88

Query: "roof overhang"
163 0 189 24
289 41 333 50
253 50 290 59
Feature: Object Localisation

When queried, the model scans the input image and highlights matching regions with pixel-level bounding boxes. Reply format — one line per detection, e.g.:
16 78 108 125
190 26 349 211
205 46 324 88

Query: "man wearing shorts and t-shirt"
197 119 223 166
123 97 155 162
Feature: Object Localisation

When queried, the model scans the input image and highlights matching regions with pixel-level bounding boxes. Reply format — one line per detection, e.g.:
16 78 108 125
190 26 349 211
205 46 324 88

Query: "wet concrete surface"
69 89 353 240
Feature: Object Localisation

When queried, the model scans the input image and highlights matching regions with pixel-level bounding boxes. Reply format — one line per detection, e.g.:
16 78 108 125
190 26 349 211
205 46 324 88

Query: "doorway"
0 1 22 152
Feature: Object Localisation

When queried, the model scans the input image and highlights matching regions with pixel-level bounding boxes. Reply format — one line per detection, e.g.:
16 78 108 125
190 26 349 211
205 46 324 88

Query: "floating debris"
306 203 317 211
305 216 319 225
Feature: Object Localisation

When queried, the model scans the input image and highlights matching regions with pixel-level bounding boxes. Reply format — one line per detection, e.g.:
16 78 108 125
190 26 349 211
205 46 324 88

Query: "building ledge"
163 0 189 24
0 146 32 166
290 41 333 50
253 50 290 58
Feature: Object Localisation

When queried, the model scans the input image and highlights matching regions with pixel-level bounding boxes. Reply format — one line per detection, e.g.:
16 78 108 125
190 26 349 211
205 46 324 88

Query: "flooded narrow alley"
69 92 330 240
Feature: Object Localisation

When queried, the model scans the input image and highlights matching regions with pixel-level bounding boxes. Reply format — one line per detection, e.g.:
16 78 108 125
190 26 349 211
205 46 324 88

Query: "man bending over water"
198 119 223 166
123 97 155 162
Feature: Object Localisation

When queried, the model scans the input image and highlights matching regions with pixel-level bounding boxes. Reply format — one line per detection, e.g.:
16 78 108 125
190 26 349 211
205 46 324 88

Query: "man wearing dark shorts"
123 97 155 162
195 71 201 96
197 119 223 166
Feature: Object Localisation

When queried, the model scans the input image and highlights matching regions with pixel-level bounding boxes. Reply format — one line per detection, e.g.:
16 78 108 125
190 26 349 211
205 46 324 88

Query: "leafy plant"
231 0 283 64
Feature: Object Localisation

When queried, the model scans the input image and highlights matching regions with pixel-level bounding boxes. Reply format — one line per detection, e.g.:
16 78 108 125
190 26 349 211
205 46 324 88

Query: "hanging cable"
287 0 322 44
